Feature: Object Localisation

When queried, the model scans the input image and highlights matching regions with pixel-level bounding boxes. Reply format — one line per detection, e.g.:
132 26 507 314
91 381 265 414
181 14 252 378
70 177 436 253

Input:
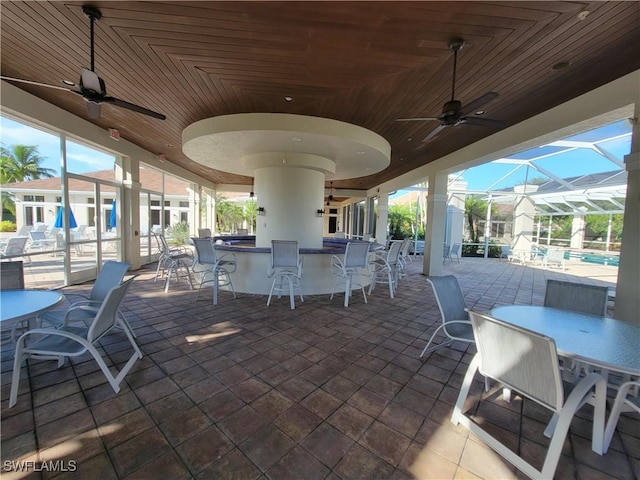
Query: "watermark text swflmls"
3 460 77 472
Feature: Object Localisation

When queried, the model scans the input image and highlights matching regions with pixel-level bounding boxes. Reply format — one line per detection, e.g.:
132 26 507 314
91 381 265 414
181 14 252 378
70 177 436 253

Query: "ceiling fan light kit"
0 4 166 121
396 38 505 143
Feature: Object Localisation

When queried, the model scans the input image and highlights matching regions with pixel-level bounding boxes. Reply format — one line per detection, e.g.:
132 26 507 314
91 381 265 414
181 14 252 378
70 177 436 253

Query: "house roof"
3 167 191 196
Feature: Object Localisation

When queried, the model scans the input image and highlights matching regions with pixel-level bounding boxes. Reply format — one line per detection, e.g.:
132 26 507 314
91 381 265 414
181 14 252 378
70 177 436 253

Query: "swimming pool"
567 251 619 267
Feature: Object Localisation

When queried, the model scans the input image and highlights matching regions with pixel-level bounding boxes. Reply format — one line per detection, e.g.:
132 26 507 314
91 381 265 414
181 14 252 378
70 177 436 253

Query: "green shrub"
165 221 190 245
0 220 16 232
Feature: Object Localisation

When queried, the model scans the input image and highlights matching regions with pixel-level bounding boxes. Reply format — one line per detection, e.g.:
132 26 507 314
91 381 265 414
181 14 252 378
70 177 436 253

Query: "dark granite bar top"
208 236 382 254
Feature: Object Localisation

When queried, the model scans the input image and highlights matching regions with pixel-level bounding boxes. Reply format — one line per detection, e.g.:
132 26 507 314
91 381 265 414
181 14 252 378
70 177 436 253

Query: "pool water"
566 251 619 267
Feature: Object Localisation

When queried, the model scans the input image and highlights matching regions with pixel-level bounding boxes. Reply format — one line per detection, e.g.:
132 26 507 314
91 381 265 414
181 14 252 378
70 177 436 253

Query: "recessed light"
552 61 571 71
284 96 293 102
577 10 590 21
407 138 413 142
167 144 174 148
292 137 302 142
475 110 485 116
356 151 365 155
62 80 76 86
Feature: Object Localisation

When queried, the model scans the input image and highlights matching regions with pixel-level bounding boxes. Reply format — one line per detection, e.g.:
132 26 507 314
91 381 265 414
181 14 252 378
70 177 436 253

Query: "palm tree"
1 144 56 184
465 196 492 244
388 204 414 239
1 144 56 223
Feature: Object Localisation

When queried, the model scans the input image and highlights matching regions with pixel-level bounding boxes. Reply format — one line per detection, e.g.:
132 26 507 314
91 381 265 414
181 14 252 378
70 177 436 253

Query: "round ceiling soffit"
182 113 391 180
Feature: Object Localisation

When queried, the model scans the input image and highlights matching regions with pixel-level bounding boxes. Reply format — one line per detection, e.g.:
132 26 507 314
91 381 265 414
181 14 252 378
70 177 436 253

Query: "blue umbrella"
109 200 117 229
54 206 78 229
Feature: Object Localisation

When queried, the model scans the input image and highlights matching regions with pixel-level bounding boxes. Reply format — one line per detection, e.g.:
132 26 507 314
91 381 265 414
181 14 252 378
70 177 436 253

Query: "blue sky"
456 120 631 191
1 115 631 190
1 116 115 176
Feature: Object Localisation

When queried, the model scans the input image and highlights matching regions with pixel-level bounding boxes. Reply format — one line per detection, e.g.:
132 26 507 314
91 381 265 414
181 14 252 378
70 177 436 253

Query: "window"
180 211 188 222
179 201 189 208
23 194 45 224
151 200 160 207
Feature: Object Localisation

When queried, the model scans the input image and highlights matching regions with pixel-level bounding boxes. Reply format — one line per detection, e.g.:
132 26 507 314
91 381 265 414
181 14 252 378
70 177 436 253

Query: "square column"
512 196 536 252
422 172 448 276
570 214 586 249
614 116 640 324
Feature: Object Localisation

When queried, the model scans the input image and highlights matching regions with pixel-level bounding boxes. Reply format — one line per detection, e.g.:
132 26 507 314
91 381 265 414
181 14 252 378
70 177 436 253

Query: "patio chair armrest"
217 252 237 267
64 305 99 324
331 255 345 275
17 327 89 347
68 298 100 308
61 292 91 303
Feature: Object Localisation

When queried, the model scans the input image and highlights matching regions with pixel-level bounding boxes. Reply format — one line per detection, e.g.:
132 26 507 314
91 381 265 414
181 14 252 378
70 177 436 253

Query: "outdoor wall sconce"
316 209 325 217
257 207 266 216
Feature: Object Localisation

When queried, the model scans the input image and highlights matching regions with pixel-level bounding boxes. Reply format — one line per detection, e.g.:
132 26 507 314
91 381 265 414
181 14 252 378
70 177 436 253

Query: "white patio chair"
38 260 136 337
420 275 475 357
604 380 640 453
0 236 28 259
544 279 608 317
28 231 56 252
442 244 451 262
192 237 237 305
368 240 402 299
449 243 461 262
452 311 607 480
9 276 142 408
398 238 413 279
543 248 566 271
330 241 371 307
267 240 303 310
153 233 194 293
544 279 611 382
16 225 32 237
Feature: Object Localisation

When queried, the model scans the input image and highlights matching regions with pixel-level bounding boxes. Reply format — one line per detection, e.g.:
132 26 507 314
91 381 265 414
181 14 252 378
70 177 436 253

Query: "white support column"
120 154 141 269
614 114 640 324
375 193 389 246
447 192 465 248
605 214 612 252
570 214 586 250
423 172 448 276
512 190 537 253
484 195 493 259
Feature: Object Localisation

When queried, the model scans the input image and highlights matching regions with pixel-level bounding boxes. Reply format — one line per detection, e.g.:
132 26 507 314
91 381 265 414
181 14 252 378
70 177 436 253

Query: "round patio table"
0 290 65 324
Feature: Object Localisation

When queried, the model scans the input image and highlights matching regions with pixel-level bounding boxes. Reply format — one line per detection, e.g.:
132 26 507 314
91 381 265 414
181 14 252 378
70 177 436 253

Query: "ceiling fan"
397 39 504 143
0 5 166 121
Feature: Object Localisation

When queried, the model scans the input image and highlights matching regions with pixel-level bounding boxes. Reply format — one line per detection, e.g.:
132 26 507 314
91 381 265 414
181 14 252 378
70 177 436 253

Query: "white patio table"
491 305 640 377
1 290 65 330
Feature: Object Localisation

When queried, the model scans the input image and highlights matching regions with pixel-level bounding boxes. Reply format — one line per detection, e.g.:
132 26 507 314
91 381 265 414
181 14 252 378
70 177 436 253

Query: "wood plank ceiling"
1 1 639 190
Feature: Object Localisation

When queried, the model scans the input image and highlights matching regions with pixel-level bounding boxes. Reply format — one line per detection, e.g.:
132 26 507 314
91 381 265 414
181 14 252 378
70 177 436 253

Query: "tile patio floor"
1 257 637 479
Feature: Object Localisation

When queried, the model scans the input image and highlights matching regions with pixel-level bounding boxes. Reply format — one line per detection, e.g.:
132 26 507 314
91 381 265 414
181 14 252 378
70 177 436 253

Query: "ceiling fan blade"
0 75 75 92
422 124 447 143
86 102 101 119
80 68 103 94
396 117 440 122
462 116 506 128
460 92 499 116
104 96 166 120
